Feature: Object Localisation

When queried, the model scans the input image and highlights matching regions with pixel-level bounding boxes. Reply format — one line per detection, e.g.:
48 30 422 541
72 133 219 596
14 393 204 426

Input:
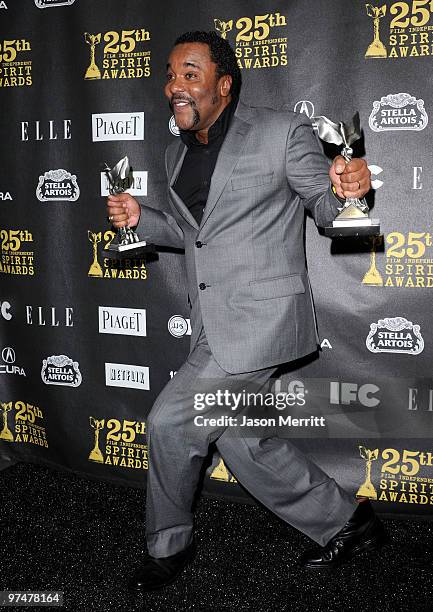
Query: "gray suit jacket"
136 101 341 374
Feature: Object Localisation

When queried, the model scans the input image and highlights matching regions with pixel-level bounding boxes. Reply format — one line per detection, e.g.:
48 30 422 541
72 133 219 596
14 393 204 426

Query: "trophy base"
325 219 381 238
104 242 155 259
365 42 387 59
107 239 148 253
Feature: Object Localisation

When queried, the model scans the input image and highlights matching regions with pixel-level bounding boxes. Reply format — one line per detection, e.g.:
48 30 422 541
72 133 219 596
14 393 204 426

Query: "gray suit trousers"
145 328 356 558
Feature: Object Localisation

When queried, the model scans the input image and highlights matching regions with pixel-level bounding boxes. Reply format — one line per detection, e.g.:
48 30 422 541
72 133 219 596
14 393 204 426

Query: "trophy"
314 112 381 237
104 156 148 253
87 231 103 277
84 33 101 80
214 19 233 39
0 402 13 442
88 417 105 463
365 4 387 59
356 445 379 499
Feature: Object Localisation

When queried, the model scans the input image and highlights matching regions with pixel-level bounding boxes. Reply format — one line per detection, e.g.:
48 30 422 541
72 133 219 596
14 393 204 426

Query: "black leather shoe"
300 500 388 569
129 541 196 591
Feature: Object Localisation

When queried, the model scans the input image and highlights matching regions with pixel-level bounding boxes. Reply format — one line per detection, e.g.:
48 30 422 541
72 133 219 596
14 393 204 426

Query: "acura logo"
294 100 315 118
2 347 15 363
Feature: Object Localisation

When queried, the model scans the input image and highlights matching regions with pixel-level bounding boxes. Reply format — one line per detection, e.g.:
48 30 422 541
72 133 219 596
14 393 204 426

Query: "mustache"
169 95 196 108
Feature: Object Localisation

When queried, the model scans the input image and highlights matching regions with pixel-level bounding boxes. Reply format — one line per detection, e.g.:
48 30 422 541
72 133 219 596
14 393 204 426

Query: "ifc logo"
169 115 180 136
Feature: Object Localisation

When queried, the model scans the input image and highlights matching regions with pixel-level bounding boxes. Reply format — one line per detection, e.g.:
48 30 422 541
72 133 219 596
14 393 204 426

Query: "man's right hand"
106 193 141 228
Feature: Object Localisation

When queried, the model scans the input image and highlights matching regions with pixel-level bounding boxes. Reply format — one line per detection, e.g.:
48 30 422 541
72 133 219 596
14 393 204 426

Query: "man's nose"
167 77 185 94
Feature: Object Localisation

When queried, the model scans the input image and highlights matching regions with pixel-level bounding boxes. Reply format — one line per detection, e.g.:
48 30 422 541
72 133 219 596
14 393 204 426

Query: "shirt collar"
179 97 238 147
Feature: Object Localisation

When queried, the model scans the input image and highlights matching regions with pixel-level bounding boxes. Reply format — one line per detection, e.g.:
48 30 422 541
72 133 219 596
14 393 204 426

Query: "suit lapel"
167 140 199 229
166 102 253 231
200 109 252 229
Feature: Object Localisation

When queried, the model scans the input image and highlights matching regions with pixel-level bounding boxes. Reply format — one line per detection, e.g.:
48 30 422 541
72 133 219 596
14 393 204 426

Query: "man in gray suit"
107 31 386 591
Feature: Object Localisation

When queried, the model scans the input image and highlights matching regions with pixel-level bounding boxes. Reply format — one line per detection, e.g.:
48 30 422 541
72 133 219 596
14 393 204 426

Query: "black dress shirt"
173 98 237 225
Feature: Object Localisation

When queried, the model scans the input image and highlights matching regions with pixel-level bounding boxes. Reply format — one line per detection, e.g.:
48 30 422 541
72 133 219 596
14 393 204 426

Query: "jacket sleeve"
134 144 185 248
135 204 184 248
285 113 342 228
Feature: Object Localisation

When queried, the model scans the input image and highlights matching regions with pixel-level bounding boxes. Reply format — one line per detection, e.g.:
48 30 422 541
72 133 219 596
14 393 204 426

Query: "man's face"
165 42 231 134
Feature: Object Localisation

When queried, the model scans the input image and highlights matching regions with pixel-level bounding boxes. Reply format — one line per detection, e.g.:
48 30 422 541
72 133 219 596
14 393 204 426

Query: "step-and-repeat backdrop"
1 0 433 517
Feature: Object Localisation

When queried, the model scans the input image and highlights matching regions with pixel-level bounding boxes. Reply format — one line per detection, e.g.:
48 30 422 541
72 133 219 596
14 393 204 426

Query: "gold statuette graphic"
88 417 105 463
87 231 103 277
214 19 233 39
356 445 379 499
365 4 387 59
362 236 383 286
314 112 381 237
84 32 101 79
0 403 14 442
210 457 230 481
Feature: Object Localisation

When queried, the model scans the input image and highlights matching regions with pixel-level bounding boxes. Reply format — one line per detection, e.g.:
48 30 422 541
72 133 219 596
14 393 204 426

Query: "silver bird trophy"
314 112 380 237
104 156 147 252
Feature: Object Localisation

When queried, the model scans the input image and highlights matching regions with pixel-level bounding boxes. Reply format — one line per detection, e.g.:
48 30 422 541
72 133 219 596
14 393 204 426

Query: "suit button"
199 283 206 290
195 241 203 248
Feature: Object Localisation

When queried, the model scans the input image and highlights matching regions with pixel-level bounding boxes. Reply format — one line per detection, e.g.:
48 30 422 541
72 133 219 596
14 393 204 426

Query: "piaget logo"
366 317 424 355
214 12 287 69
36 169 80 202
0 229 35 276
1 400 48 448
84 28 151 81
0 38 32 88
362 231 433 288
365 1 433 60
88 415 148 470
356 444 433 506
87 230 148 281
98 306 147 336
92 112 144 142
369 93 428 131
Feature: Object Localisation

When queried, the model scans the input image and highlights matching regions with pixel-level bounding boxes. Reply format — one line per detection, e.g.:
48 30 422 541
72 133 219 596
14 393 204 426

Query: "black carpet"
1 462 433 612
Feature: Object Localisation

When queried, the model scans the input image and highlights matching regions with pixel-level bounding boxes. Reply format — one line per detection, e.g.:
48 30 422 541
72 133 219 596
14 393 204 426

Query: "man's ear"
220 75 232 97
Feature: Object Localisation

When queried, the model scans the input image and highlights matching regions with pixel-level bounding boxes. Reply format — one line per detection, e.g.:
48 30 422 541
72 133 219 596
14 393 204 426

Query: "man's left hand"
329 155 371 200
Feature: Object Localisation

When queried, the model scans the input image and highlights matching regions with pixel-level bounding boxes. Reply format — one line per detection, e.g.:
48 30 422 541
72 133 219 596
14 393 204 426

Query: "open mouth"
172 98 193 112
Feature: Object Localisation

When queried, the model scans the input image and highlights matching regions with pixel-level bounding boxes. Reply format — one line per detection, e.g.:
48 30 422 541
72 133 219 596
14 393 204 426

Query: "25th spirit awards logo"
0 38 32 88
0 400 48 449
356 444 433 505
213 12 287 69
365 1 433 59
36 169 80 202
87 230 147 280
369 93 428 131
88 415 148 470
0 229 35 276
84 27 151 81
362 231 433 288
366 317 424 354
